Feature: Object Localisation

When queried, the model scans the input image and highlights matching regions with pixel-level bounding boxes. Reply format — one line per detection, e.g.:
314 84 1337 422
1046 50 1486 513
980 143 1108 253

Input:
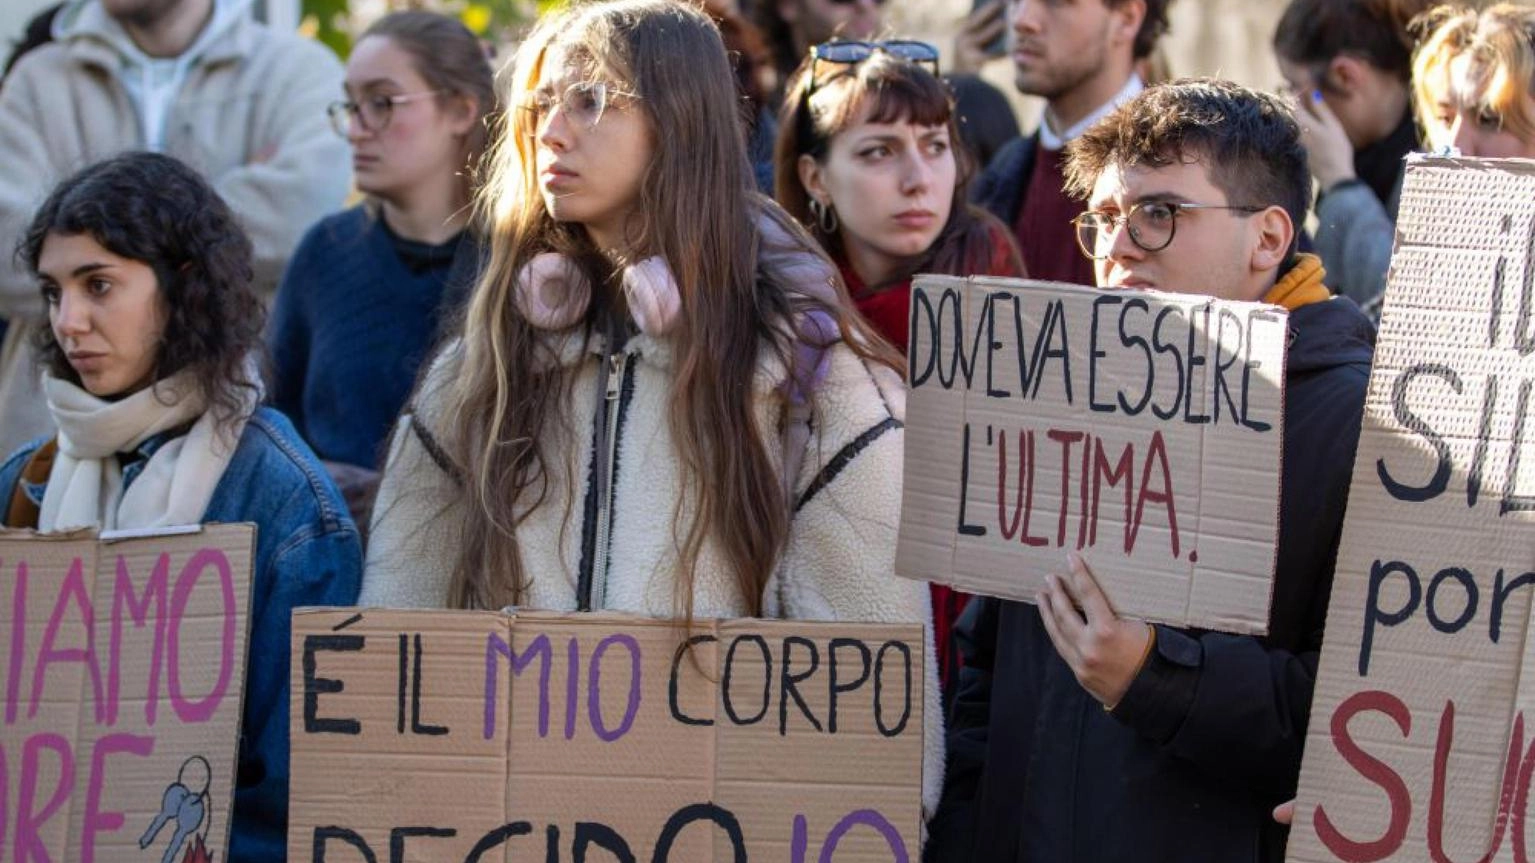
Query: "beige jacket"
0 0 349 453
363 330 945 814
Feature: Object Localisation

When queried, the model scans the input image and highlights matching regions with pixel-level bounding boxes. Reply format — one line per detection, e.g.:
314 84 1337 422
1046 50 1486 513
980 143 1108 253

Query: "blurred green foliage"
302 0 352 56
301 0 563 58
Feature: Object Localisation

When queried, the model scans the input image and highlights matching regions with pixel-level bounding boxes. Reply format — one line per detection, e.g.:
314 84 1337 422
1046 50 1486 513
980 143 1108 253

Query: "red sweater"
1014 141 1096 287
839 219 1025 690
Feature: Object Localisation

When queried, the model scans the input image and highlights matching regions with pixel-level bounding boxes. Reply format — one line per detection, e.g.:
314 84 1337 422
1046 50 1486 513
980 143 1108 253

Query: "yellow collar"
1262 254 1331 311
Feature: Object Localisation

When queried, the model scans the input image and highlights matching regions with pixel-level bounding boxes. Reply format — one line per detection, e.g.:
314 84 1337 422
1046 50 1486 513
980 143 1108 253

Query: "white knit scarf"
39 368 259 532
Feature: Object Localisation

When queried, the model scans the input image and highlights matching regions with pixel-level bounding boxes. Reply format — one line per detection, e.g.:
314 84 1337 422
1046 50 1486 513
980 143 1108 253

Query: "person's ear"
1327 55 1366 98
797 153 829 207
1107 0 1146 53
446 94 479 136
1250 205 1294 275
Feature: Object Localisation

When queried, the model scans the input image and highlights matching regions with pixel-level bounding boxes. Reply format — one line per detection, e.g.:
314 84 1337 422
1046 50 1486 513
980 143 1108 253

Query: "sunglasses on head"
805 39 941 97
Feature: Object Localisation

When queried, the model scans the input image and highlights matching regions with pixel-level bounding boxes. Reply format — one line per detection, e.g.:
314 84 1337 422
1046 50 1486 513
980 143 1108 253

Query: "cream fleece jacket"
362 330 945 815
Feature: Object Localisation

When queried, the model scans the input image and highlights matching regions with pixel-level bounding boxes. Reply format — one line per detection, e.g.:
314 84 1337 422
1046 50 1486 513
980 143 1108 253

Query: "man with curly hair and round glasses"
932 78 1376 863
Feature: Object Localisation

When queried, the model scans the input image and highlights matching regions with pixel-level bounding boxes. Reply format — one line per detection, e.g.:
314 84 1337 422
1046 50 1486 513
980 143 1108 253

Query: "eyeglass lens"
808 40 941 96
328 96 395 137
524 82 611 130
1077 203 1179 258
812 40 938 65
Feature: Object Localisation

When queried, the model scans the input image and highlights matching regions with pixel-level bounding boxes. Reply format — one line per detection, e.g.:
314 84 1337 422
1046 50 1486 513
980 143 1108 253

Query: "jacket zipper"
587 349 627 611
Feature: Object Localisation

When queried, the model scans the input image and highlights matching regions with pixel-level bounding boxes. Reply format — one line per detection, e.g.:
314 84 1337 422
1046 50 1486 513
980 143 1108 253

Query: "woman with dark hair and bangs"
360 0 945 817
0 151 361 861
774 41 1024 695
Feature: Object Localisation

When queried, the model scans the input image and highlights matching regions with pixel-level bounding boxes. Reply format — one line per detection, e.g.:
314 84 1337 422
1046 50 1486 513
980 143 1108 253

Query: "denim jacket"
0 406 363 862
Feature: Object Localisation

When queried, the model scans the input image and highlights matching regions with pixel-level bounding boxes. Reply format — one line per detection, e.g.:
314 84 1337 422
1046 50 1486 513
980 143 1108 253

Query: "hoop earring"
809 198 839 234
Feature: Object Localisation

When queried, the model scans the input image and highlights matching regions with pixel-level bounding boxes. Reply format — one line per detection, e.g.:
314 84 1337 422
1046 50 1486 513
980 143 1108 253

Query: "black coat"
929 296 1377 863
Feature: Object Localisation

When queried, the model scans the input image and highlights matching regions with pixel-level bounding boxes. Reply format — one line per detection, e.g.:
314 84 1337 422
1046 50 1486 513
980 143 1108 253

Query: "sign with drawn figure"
0 524 254 863
1289 157 1535 861
289 610 923 862
896 275 1288 634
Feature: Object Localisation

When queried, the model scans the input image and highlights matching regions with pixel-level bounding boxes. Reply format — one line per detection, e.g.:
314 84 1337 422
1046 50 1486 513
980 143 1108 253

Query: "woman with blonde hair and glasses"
360 0 943 814
268 11 494 526
1412 3 1535 159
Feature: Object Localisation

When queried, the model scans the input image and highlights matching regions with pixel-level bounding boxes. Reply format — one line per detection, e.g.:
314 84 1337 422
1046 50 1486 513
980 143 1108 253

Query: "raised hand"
1292 90 1357 192
952 1 1007 75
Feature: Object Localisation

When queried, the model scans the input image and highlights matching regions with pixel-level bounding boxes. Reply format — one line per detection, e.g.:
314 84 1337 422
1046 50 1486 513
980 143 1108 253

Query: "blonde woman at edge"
1412 3 1535 159
359 0 942 816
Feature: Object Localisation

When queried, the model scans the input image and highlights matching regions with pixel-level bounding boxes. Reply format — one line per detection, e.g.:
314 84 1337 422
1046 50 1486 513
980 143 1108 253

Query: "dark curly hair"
16 152 265 430
1063 78 1310 256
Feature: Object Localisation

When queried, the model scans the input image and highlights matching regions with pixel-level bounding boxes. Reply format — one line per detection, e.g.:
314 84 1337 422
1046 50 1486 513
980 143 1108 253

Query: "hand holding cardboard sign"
1037 552 1153 710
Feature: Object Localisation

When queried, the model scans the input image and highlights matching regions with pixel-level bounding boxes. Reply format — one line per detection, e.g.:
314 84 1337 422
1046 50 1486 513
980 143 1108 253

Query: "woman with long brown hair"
775 42 1023 694
269 11 495 524
360 0 942 812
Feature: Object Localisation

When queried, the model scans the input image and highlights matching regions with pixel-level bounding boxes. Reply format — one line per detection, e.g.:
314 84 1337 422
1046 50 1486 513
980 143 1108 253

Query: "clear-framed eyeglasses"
1071 201 1264 260
519 80 641 132
327 91 444 137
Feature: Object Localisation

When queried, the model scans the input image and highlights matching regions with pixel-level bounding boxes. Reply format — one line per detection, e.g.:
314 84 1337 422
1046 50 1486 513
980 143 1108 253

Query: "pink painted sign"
0 524 253 863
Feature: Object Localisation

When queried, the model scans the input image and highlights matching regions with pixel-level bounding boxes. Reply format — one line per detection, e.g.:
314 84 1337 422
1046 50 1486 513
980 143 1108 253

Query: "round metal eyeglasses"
326 90 444 137
1072 201 1264 259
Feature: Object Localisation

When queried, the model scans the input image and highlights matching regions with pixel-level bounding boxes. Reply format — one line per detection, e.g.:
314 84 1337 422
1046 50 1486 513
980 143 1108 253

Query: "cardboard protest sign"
0 523 253 863
289 609 923 862
1288 158 1535 862
896 275 1287 633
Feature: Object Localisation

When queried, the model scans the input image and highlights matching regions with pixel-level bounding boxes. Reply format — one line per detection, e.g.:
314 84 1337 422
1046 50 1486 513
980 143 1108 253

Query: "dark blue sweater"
268 207 475 469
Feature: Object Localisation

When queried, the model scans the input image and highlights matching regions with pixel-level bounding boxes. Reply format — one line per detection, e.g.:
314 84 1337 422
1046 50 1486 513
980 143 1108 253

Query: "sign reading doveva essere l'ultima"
896 274 1287 634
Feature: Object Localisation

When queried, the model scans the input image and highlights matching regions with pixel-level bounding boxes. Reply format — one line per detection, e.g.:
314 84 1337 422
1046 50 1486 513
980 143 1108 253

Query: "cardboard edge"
219 523 259 863
99 524 205 541
0 526 98 540
1403 153 1535 174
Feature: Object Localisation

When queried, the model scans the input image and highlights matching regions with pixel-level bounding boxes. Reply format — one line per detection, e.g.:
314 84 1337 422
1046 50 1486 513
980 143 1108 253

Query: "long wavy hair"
775 49 1024 285
436 0 898 613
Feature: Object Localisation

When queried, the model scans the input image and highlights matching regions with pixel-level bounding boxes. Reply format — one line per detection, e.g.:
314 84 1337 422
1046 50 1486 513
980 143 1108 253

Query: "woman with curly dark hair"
0 151 362 862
